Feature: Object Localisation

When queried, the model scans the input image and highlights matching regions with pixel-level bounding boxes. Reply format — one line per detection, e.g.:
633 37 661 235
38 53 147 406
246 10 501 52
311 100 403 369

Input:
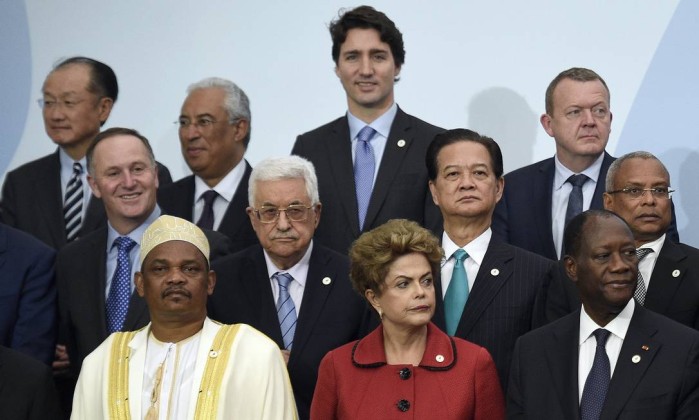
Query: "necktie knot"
567 173 589 188
114 236 137 253
72 162 83 175
275 272 293 289
453 249 468 264
357 126 376 144
636 248 653 261
201 190 218 206
592 328 610 347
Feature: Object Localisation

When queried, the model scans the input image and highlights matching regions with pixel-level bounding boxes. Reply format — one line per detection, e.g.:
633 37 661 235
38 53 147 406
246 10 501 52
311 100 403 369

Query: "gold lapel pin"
641 345 649 351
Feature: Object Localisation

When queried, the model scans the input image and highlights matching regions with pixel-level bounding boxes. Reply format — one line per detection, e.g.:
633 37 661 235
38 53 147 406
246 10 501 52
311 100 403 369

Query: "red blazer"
311 322 504 420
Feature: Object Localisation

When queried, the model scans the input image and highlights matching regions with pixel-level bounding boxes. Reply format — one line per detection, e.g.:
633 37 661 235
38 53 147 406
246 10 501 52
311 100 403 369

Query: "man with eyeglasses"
208 155 367 420
544 151 699 330
492 67 678 261
158 77 257 253
0 56 172 250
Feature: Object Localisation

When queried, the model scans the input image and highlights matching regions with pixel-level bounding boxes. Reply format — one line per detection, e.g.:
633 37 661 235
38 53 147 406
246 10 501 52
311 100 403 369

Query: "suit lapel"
248 248 285 347
645 240 685 313
547 313 582 419
218 161 252 236
290 246 335 364
84 229 110 336
536 159 557 259
34 151 66 247
601 307 660 419
590 153 614 210
363 108 411 229
455 240 514 337
326 117 361 236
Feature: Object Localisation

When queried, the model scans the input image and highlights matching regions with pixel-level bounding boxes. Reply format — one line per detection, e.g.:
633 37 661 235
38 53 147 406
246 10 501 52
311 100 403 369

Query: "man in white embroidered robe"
72 215 297 419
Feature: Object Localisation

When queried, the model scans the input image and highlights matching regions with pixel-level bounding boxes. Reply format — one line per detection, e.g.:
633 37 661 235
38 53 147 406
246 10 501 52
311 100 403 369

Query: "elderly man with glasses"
207 155 368 420
544 151 699 330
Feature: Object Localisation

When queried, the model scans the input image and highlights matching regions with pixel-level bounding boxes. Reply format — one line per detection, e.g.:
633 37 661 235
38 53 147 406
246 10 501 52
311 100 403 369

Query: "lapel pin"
672 269 680 278
322 277 332 285
632 355 641 364
397 139 406 147
491 268 500 276
435 354 445 363
641 345 649 351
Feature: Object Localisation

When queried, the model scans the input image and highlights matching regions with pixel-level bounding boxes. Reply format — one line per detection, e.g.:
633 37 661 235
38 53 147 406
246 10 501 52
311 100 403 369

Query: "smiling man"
508 210 699 419
72 215 296 419
208 155 367 420
426 129 554 390
292 5 443 255
158 77 257 253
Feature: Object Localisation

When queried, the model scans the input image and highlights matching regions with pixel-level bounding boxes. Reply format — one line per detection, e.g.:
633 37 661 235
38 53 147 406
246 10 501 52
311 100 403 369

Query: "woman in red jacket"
311 219 505 419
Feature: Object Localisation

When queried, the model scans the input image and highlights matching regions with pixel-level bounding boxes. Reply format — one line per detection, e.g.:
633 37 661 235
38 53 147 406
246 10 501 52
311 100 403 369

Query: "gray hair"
605 151 670 191
249 156 320 206
186 77 251 146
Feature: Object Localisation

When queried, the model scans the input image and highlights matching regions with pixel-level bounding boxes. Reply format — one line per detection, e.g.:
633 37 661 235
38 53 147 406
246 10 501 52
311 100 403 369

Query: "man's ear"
564 256 578 284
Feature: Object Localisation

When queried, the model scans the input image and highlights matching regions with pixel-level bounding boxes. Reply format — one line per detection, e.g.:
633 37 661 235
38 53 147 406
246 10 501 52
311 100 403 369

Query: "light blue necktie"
274 272 297 350
106 236 137 333
580 328 611 420
354 126 376 230
444 249 469 335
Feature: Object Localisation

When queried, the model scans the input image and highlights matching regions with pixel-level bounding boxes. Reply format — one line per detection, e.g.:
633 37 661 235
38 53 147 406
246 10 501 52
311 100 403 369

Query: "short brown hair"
349 219 443 298
545 67 609 115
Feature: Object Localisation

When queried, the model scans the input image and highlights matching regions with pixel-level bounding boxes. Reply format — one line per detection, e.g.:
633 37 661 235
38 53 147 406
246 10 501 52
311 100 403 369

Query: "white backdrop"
4 0 698 241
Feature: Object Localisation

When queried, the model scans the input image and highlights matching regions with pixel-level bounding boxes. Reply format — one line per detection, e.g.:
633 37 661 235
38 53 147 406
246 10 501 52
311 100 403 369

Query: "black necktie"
580 328 611 420
565 174 590 228
196 190 218 230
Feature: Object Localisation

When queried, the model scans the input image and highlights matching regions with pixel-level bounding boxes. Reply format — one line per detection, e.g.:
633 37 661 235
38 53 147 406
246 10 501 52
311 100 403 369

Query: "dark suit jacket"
492 153 679 260
56 225 233 375
292 107 444 254
0 346 62 420
544 239 699 330
433 239 555 389
157 160 257 253
0 224 56 365
208 243 368 420
0 150 173 249
507 305 699 419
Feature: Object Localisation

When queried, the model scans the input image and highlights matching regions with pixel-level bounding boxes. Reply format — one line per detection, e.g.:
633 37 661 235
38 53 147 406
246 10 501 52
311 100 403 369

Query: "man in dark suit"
56 129 231 402
0 345 62 419
0 56 171 250
426 128 555 389
508 210 699 419
291 5 443 254
208 155 367 420
158 77 257 253
545 152 699 329
0 223 56 365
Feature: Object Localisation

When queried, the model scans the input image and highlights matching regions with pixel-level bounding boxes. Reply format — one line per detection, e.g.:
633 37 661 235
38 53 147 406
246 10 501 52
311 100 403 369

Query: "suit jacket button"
397 399 410 412
399 367 411 380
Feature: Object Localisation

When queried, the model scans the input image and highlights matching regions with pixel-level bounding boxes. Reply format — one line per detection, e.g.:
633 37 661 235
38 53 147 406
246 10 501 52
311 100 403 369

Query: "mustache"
161 286 192 299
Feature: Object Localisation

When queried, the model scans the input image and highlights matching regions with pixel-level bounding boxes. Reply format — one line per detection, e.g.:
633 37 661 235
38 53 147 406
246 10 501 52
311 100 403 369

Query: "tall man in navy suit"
208 156 367 420
426 129 554 389
508 210 699 419
545 152 699 329
0 57 172 250
158 77 257 253
292 5 443 254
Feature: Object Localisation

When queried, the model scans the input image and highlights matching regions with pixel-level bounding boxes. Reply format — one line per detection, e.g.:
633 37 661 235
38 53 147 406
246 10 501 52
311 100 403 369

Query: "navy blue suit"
0 223 56 365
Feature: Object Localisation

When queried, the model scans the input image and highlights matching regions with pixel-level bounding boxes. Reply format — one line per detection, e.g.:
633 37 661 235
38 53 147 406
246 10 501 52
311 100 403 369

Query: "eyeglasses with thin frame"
175 116 222 130
37 98 86 110
253 204 314 224
607 187 674 199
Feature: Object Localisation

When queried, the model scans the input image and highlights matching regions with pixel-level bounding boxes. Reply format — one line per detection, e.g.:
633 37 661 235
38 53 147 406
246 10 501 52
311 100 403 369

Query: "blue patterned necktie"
274 272 297 350
196 190 218 230
580 328 611 420
565 174 590 228
634 248 653 305
444 249 469 335
106 236 137 333
354 126 376 230
64 162 84 242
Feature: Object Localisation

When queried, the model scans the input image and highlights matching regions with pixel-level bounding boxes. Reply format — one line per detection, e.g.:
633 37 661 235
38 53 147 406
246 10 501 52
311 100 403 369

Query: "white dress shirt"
263 241 313 315
440 229 491 298
637 234 664 292
193 158 246 230
578 299 635 402
347 102 398 186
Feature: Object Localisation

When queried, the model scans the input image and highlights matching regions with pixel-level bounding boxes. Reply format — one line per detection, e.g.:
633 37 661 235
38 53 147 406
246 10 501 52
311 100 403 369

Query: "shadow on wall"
658 148 699 248
467 87 538 174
